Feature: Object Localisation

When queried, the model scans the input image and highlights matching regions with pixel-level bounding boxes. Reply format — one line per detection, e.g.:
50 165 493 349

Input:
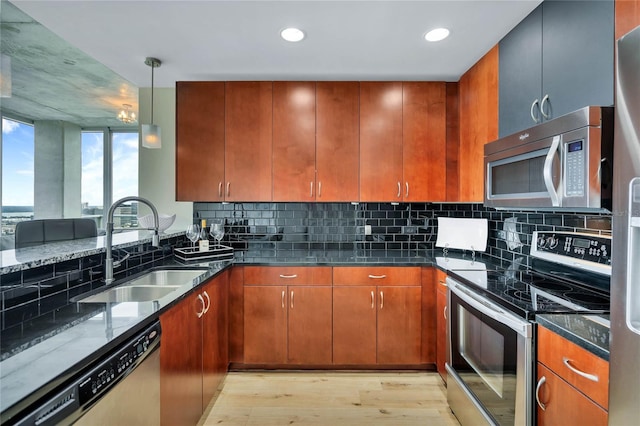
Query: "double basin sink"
75 267 209 304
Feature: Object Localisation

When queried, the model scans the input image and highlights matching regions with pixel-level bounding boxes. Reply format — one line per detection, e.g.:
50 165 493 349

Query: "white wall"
138 87 192 232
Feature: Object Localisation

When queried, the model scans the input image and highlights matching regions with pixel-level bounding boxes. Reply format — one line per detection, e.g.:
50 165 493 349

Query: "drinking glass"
209 220 225 248
186 224 200 250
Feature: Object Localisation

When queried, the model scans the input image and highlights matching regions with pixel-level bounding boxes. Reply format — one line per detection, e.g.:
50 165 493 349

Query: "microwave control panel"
534 231 611 266
564 139 585 197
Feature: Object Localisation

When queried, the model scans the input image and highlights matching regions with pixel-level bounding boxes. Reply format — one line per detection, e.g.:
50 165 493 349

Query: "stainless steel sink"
125 269 207 286
77 285 183 303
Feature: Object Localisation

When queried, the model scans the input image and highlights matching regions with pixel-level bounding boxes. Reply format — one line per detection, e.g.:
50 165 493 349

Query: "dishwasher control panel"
12 320 161 426
77 321 161 405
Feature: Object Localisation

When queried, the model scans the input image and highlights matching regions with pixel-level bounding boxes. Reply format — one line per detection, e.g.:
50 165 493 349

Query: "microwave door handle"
543 135 561 207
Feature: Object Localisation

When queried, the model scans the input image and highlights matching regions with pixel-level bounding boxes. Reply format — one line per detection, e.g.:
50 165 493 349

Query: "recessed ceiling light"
281 27 305 42
424 28 450 42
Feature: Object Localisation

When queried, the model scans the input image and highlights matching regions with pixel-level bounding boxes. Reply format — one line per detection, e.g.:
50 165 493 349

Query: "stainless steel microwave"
484 106 613 211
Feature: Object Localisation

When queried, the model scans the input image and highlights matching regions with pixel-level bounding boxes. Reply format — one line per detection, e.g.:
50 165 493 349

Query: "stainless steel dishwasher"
13 320 161 426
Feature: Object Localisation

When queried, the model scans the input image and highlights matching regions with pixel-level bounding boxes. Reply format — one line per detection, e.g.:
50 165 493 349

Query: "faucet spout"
105 196 160 284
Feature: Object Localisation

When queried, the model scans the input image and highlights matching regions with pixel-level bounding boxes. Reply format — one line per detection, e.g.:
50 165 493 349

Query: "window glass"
1 117 34 238
111 132 139 228
81 131 104 225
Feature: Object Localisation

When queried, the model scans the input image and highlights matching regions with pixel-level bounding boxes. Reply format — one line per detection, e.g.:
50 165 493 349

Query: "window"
81 131 104 223
1 117 34 237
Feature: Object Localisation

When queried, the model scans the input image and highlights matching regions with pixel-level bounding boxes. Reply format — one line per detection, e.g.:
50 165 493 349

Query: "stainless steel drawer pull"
196 294 205 318
371 291 375 309
368 274 386 279
290 290 294 309
279 274 298 279
202 290 211 314
380 291 384 309
562 357 599 382
535 376 547 411
281 290 285 308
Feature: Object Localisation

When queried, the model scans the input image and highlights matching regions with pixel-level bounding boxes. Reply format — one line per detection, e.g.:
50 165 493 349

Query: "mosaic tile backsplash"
195 202 612 266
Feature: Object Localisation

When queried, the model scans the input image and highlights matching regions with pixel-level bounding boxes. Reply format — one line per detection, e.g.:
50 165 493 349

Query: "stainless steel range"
445 231 611 426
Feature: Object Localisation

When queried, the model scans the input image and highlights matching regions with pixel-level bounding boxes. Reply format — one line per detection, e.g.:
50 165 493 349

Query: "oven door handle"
449 279 532 337
543 135 561 207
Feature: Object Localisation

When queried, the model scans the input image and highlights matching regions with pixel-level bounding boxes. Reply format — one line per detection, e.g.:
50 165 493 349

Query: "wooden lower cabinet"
376 285 422 364
243 284 332 365
160 273 229 426
435 270 448 382
333 286 377 364
536 364 607 426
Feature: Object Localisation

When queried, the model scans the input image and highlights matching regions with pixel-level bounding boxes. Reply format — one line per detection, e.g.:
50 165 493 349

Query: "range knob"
537 235 548 248
547 236 559 249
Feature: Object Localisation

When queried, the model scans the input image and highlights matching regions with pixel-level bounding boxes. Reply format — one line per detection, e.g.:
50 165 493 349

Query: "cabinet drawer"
538 326 609 409
243 266 332 285
333 267 421 285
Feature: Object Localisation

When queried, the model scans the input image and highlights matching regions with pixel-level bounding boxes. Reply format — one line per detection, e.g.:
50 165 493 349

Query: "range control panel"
532 231 612 270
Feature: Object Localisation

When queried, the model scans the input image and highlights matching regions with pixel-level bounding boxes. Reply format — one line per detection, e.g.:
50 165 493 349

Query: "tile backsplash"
195 202 612 267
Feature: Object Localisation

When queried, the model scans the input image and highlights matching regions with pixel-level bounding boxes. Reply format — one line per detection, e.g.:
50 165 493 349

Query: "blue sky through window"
2 118 34 207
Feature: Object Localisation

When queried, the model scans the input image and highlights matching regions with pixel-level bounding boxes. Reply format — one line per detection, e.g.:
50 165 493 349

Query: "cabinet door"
273 81 317 201
402 82 447 201
287 286 333 364
316 82 360 201
202 272 229 407
498 5 543 137
225 81 273 201
243 285 287 364
160 293 204 426
176 82 225 201
333 286 377 365
458 46 499 202
541 0 614 120
435 273 448 381
359 82 403 201
536 364 608 426
377 286 422 365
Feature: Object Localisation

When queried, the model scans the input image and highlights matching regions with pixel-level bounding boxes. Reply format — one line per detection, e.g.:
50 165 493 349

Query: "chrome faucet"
105 196 160 284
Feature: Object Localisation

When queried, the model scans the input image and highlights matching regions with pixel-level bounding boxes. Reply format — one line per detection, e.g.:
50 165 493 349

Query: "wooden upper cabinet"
616 0 640 40
273 82 317 201
458 45 499 202
359 82 403 201
225 81 273 201
402 82 447 202
176 82 225 201
316 82 360 201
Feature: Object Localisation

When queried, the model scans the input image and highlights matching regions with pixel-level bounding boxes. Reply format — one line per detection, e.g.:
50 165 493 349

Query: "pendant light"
141 57 162 149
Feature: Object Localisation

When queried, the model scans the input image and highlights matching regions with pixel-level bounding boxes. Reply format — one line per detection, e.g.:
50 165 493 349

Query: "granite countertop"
0 229 184 275
537 314 610 361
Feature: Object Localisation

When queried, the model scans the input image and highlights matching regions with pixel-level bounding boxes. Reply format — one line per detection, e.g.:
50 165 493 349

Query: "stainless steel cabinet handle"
196 294 205 318
530 99 540 123
371 291 375 309
202 290 211 314
380 291 384 309
543 135 561 207
279 274 298 279
281 290 285 308
218 182 223 198
310 181 313 197
368 274 387 279
405 182 409 198
226 182 230 196
438 280 447 287
397 182 401 198
540 94 550 119
290 290 294 309
444 306 447 320
562 357 599 382
535 376 547 411
318 181 322 197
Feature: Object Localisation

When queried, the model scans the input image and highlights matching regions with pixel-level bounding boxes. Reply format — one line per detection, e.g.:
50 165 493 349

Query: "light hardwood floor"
199 371 460 425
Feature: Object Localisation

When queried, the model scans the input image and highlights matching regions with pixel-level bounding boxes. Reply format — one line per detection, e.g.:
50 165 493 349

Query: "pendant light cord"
150 64 154 125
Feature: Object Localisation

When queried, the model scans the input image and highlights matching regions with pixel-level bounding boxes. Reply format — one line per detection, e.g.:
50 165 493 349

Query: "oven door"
446 278 533 426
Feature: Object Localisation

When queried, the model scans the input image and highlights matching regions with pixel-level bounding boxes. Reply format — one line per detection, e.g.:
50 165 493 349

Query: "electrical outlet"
364 225 372 235
497 230 507 239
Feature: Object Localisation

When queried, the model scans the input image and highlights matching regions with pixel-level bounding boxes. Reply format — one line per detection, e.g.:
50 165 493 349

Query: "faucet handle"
113 252 131 269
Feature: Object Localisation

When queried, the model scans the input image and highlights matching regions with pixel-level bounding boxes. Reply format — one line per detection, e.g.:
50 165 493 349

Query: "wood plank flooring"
199 371 460 425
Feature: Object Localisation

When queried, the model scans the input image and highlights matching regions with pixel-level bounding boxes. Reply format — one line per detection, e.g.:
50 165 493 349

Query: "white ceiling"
13 0 542 88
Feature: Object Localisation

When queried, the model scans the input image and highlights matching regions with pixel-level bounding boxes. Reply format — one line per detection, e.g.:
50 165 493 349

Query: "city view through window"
2 117 139 240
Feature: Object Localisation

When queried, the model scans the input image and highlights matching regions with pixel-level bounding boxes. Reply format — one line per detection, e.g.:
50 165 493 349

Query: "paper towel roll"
435 217 488 252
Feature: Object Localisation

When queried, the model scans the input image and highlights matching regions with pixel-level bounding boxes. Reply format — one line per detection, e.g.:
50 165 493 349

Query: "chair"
14 218 98 249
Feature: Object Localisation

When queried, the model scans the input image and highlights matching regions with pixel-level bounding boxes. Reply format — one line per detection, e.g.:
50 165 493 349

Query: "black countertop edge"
536 314 610 361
